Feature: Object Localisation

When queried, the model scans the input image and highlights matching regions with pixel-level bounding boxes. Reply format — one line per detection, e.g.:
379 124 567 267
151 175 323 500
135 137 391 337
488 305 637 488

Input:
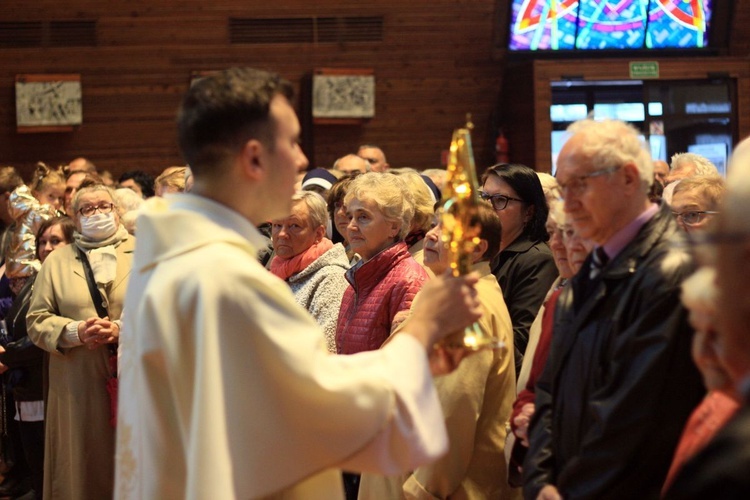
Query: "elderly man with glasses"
523 119 704 500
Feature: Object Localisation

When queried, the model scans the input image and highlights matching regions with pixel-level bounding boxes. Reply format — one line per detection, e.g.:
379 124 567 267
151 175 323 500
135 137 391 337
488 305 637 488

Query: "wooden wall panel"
0 0 504 180
1 0 748 181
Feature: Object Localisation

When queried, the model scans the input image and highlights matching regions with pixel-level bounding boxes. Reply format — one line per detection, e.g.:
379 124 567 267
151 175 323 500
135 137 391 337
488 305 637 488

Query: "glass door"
550 78 735 175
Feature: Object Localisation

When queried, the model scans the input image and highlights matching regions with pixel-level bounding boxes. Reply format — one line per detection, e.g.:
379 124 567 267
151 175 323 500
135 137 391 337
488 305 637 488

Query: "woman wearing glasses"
480 163 558 376
28 184 134 500
670 175 725 234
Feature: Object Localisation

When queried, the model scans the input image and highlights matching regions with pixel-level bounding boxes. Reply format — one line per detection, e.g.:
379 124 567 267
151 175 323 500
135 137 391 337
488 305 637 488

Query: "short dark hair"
118 170 155 198
177 67 294 176
35 215 76 259
474 203 503 262
326 172 360 244
481 163 550 242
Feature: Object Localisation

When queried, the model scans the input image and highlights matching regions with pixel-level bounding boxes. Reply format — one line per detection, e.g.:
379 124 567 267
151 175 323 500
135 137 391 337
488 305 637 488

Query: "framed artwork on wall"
312 68 375 124
15 74 82 133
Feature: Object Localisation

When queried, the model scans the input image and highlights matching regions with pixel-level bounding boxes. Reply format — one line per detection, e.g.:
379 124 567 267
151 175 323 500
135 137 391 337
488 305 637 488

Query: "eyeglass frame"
671 210 719 226
78 202 115 217
557 165 621 199
478 191 525 211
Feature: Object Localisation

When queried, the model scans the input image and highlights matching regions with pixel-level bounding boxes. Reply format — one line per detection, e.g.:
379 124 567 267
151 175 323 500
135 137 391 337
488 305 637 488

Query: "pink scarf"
270 238 334 281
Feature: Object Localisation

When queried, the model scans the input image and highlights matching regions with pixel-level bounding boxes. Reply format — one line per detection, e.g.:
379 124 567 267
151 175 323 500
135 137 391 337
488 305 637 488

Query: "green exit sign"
629 61 660 79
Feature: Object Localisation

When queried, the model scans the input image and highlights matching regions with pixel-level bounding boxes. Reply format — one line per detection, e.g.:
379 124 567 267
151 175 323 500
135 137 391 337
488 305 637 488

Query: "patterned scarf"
270 238 334 281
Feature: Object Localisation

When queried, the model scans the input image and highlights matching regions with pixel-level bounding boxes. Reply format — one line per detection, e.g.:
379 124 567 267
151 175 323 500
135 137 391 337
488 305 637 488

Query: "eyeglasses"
479 192 524 211
78 203 114 217
557 165 620 198
672 210 719 226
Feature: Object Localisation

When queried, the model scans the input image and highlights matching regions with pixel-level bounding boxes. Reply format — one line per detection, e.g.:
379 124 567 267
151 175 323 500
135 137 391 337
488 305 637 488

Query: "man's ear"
240 139 266 181
621 162 642 194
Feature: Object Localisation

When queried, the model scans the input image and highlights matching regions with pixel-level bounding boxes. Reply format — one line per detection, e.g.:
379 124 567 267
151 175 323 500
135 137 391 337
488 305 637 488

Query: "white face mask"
80 212 118 241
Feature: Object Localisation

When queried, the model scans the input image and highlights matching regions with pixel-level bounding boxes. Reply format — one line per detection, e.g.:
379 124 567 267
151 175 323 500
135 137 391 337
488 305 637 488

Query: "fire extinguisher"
495 130 509 164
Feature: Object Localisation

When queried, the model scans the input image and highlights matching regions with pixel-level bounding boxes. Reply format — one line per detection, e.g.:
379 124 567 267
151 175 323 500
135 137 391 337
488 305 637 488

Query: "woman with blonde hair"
336 172 429 355
335 172 430 499
154 166 188 196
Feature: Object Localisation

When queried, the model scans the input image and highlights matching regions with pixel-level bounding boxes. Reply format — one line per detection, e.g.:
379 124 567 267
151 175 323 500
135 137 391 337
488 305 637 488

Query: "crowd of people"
0 65 748 499
0 161 187 499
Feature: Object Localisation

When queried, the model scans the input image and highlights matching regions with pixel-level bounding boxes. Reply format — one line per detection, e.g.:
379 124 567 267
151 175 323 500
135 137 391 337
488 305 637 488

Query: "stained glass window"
509 1 712 51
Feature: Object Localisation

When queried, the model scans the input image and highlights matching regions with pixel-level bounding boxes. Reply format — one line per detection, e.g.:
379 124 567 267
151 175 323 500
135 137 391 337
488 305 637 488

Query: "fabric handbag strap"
76 246 110 319
76 247 119 429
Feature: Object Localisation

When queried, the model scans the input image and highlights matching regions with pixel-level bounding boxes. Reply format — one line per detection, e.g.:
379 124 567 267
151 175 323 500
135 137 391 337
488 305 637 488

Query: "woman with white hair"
335 173 429 355
390 171 436 270
114 187 144 235
270 191 350 353
335 172 430 500
27 183 135 499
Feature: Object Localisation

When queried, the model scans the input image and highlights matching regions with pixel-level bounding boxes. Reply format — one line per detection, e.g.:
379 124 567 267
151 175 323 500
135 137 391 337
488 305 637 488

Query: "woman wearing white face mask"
27 183 135 500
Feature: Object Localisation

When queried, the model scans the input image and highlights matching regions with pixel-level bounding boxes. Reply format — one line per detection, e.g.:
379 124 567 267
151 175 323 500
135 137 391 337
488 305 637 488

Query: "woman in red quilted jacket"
335 173 429 356
335 172 430 500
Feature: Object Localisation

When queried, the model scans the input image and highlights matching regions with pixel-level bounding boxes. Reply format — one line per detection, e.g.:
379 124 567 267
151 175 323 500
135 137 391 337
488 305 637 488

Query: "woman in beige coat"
359 203 520 499
27 184 135 500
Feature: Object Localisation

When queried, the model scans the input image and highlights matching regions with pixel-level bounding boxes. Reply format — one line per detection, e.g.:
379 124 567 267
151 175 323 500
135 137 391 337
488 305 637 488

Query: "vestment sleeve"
335 334 448 474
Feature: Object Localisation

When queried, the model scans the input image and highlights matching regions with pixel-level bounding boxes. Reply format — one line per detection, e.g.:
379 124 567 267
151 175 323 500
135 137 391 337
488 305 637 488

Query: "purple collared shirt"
599 203 659 262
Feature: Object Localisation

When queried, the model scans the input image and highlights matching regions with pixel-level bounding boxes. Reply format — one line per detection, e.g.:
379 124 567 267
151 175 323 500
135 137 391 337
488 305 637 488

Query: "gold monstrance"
441 115 504 350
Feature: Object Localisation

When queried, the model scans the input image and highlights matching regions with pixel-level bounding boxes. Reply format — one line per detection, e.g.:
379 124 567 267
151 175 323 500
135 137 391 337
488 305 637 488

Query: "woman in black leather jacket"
480 164 559 376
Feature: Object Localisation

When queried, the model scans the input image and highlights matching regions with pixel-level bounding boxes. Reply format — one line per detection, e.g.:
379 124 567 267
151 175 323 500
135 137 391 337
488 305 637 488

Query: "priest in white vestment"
114 67 481 499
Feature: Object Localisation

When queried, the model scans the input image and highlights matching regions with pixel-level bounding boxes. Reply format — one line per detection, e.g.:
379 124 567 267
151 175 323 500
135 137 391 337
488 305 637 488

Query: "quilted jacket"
335 242 428 355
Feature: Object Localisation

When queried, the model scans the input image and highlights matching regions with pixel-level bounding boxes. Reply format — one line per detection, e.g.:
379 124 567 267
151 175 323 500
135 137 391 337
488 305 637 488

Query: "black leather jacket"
523 204 705 500
492 235 558 376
